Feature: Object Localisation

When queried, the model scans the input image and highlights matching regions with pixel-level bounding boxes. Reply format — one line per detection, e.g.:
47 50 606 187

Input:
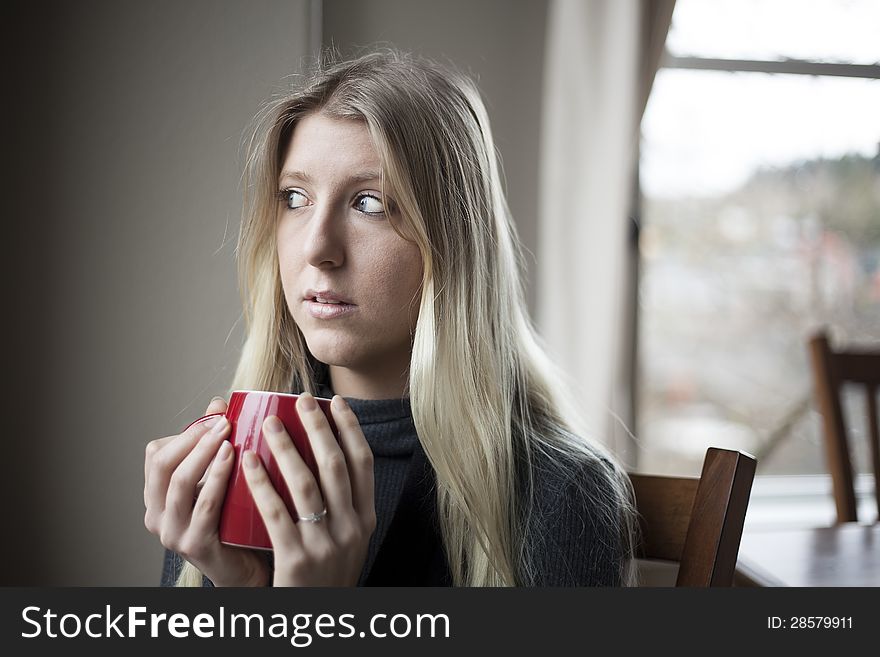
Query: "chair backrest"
629 447 756 586
808 331 880 523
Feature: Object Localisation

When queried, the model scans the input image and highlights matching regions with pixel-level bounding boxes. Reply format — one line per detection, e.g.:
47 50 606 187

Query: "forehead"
280 113 381 177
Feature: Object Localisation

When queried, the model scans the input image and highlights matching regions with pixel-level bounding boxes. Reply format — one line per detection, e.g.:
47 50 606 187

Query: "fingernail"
218 440 232 459
265 416 284 434
335 395 349 411
300 394 317 411
208 416 228 435
243 451 259 469
201 416 219 430
211 396 225 403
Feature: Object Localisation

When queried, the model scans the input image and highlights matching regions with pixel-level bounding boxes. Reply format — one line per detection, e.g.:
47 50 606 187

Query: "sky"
666 0 880 64
641 0 880 199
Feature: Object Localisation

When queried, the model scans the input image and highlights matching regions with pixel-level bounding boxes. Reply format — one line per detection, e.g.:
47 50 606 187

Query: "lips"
303 289 354 304
303 289 357 319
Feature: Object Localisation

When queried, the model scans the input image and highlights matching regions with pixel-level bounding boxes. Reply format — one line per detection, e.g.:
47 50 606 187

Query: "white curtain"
538 0 674 460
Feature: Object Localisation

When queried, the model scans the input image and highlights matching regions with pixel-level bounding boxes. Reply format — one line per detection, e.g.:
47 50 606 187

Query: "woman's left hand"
242 393 376 586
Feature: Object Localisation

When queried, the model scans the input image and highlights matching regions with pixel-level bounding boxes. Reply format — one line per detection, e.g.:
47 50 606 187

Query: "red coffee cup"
185 390 338 551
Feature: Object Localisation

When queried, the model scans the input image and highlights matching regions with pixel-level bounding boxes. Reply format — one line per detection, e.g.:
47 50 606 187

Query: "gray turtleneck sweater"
161 395 626 587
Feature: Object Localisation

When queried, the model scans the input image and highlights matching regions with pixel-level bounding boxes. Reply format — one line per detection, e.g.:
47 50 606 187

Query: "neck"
328 363 410 400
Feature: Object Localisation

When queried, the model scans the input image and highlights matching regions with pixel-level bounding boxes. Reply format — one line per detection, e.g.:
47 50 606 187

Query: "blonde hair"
177 48 636 587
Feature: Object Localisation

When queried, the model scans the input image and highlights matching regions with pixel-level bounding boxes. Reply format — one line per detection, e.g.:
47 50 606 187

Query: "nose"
302 201 345 269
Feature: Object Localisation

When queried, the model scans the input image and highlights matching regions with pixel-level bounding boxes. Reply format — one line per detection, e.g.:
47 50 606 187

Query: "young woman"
144 49 638 587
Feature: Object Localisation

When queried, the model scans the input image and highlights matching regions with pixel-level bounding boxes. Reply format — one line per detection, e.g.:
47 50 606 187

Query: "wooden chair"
629 447 756 586
808 331 880 523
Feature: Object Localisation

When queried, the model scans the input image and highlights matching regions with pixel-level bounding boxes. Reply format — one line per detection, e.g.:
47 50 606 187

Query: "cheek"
276 228 304 279
276 257 302 312
382 246 423 310
276 223 292 262
358 242 422 306
399 250 424 297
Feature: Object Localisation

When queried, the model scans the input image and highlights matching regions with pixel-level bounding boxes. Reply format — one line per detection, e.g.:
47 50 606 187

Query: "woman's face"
276 112 423 389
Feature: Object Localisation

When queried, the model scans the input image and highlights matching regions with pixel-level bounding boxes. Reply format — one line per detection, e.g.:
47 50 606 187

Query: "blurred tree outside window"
637 0 880 482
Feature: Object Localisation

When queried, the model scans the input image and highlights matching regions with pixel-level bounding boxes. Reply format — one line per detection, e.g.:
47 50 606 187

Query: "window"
637 0 879 493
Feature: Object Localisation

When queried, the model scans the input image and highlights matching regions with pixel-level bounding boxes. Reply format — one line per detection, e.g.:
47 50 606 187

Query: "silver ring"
297 508 328 523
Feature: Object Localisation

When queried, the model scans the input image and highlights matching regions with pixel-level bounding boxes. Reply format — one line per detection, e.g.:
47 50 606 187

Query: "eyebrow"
278 170 383 185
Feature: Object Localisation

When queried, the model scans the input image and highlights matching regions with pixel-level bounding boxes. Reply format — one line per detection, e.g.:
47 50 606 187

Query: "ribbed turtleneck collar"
314 382 416 459
341 396 412 425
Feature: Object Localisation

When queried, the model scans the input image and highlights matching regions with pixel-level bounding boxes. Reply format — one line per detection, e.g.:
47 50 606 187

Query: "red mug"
185 390 338 551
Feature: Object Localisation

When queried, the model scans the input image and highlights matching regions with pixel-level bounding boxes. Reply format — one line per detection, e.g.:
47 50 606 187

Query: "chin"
303 333 364 368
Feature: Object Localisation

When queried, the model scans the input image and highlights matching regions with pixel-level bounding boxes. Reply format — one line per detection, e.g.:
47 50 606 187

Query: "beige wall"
6 0 317 585
5 0 546 585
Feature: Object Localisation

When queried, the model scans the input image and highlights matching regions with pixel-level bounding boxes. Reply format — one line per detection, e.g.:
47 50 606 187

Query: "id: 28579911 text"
767 616 852 630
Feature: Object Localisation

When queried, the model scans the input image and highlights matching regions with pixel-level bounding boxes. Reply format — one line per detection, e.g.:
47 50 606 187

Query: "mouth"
303 289 354 304
303 289 357 319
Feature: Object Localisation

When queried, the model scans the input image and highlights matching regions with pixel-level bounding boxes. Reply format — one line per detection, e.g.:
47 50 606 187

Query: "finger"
145 402 228 514
165 417 231 523
147 403 226 505
195 445 227 499
205 396 228 416
189 439 235 537
145 415 223 518
331 396 374 517
262 415 330 523
145 434 177 501
295 394 353 512
193 398 230 494
242 450 300 550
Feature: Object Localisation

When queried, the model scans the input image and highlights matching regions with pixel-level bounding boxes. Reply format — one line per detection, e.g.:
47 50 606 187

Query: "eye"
354 193 386 216
279 189 309 210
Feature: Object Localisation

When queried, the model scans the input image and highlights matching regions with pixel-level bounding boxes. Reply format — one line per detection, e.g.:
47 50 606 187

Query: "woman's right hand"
144 397 270 587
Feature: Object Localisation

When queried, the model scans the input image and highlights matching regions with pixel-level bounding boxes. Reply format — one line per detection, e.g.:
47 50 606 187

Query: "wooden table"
735 523 880 587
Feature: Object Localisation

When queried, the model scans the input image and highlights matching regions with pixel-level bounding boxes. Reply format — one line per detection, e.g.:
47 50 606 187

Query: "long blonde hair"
178 48 636 587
